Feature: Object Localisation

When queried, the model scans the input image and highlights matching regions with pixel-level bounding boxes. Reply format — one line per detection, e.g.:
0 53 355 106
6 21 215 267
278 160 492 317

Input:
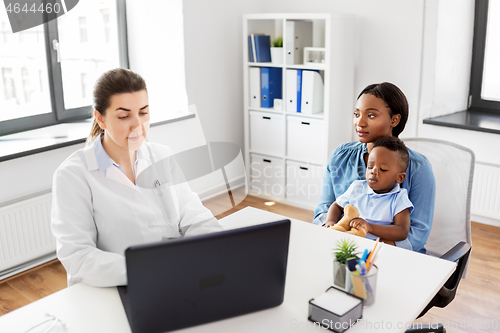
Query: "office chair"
402 138 474 333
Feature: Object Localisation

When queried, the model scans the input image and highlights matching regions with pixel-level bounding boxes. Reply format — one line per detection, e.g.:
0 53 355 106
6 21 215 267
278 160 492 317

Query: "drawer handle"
263 159 271 163
301 122 310 125
300 166 309 170
263 116 271 120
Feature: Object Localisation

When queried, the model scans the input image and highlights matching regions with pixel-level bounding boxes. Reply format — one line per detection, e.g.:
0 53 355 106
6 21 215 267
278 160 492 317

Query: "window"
101 10 111 44
21 67 32 103
80 73 88 99
78 17 88 43
2 68 16 102
2 22 8 43
470 0 500 112
0 0 128 137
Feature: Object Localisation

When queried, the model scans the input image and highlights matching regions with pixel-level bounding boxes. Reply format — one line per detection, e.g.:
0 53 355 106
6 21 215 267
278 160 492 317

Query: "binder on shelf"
254 35 272 62
248 35 255 62
249 34 259 63
261 67 282 108
297 70 303 113
286 69 303 113
301 70 324 114
286 20 313 65
249 67 261 108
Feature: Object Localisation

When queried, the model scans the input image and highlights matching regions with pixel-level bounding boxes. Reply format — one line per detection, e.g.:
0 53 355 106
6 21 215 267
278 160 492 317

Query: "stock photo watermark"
3 0 79 33
249 162 369 199
290 318 499 331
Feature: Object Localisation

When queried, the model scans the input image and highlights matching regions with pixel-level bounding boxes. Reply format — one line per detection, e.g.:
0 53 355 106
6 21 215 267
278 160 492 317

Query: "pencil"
366 238 380 267
367 244 383 273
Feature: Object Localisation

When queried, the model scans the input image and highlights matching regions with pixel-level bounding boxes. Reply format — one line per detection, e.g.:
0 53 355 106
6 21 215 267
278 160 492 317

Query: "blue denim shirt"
313 141 436 253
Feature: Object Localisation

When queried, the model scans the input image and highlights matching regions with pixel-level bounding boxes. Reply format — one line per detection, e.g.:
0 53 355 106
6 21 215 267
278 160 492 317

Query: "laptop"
118 219 291 333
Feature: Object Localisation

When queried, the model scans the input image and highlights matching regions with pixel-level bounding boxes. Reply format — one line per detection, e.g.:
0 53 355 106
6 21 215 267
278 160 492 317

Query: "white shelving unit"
243 13 354 210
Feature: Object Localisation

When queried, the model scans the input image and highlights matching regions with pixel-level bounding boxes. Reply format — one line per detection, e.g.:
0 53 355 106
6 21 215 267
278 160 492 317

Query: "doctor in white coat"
51 68 222 287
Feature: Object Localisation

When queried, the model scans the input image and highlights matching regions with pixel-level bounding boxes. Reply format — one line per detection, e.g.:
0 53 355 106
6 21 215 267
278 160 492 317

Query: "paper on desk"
311 288 362 316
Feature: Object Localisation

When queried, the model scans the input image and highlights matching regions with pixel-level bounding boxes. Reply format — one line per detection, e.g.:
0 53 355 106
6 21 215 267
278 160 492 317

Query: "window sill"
423 109 500 135
0 113 195 163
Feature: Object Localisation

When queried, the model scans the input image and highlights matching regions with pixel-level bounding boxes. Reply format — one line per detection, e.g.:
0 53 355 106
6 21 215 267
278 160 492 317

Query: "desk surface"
0 207 456 333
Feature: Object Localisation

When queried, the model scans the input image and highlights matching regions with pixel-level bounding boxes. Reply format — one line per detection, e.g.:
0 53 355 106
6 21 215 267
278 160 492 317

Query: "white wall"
183 0 266 149
183 0 425 147
418 0 475 122
126 0 190 122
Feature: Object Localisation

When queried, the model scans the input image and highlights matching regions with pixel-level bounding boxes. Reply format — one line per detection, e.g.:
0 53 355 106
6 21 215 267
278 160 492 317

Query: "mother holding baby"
313 82 435 253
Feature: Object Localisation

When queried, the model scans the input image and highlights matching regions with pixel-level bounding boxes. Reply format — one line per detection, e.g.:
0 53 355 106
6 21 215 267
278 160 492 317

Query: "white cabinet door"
287 116 325 163
286 160 324 207
250 154 285 198
250 111 284 156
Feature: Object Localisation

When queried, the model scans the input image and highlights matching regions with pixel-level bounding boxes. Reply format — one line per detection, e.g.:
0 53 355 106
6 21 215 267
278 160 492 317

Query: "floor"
1 194 499 333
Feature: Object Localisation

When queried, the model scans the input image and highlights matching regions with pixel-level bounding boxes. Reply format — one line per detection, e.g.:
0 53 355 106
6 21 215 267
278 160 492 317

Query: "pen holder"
345 265 378 306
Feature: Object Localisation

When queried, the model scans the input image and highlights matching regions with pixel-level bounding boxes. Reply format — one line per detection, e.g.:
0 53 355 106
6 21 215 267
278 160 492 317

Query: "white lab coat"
51 140 222 287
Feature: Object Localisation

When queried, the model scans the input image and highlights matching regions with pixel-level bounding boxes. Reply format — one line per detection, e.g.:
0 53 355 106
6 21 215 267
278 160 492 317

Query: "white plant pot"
270 47 283 64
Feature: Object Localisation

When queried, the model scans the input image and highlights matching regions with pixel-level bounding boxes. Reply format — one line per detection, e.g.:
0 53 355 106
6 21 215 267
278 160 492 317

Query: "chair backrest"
402 138 474 263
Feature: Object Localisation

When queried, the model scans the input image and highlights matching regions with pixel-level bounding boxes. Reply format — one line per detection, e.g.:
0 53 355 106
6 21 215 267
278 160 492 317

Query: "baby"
323 136 413 245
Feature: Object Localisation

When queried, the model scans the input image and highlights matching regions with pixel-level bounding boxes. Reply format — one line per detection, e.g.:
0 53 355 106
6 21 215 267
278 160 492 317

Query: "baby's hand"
322 220 336 228
350 218 370 233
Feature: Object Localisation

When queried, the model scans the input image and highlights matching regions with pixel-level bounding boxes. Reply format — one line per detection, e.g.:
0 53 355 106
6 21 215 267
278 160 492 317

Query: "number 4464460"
443 319 499 330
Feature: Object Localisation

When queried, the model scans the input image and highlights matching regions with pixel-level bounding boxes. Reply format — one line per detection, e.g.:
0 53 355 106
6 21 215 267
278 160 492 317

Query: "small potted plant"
332 238 359 289
270 37 283 64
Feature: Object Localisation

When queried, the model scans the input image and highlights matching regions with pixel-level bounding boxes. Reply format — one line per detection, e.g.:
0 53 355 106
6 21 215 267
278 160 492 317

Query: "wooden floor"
1 194 499 333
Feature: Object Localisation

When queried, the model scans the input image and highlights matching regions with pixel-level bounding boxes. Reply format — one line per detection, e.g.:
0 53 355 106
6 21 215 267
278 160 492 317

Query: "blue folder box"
261 67 282 108
254 35 271 62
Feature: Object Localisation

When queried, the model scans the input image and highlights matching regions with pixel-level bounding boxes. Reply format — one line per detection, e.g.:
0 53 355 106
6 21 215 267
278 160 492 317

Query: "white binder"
301 71 324 114
286 69 298 112
249 67 261 108
286 20 313 65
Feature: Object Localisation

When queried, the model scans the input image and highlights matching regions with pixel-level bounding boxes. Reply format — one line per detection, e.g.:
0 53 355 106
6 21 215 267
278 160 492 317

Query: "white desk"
0 207 456 333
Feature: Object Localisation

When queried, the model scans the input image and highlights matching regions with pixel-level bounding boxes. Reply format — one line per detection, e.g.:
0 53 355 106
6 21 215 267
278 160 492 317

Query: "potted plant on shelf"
332 238 359 290
270 37 283 64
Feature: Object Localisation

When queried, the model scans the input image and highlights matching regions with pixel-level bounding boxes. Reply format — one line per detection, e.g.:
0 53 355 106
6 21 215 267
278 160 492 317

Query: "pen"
360 249 369 263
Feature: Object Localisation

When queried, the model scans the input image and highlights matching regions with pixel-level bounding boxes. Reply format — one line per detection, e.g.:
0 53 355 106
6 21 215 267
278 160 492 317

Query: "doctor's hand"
350 218 371 234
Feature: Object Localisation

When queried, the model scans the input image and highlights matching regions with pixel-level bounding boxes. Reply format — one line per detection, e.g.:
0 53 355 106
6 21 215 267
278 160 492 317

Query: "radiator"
0 190 56 280
471 163 500 221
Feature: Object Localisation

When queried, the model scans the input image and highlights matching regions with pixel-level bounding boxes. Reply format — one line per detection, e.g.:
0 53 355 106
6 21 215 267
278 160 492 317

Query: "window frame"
469 0 500 113
0 0 129 137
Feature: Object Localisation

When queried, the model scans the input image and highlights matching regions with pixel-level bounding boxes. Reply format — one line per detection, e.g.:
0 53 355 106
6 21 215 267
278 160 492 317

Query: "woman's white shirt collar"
83 135 151 189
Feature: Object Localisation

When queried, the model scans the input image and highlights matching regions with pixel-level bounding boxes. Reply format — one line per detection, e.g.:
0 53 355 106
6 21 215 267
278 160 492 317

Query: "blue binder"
296 70 303 113
248 36 255 62
261 67 282 108
254 35 271 62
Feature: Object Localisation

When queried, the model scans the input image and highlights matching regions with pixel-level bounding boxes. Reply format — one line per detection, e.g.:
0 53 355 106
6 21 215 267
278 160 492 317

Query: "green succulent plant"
272 36 283 47
333 238 359 265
